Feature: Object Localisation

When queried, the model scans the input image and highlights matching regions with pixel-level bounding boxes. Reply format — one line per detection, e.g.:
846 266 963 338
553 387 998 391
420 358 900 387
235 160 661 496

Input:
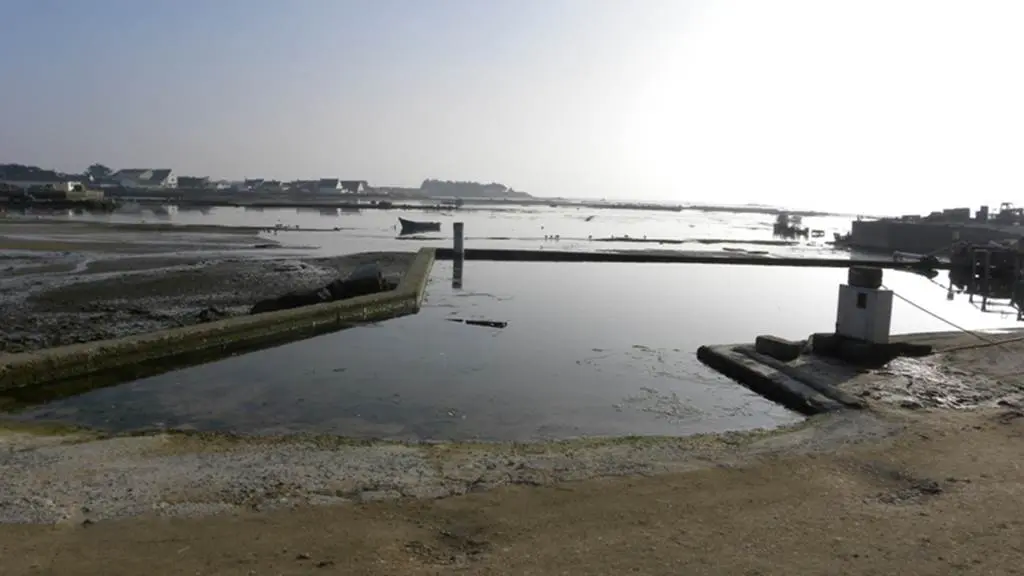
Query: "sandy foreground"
3 220 1024 574
0 335 1022 574
1 407 1022 574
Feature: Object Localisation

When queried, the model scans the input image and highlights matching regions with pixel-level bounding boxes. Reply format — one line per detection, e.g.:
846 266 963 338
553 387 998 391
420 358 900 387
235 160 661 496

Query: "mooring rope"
882 284 998 344
941 333 1024 352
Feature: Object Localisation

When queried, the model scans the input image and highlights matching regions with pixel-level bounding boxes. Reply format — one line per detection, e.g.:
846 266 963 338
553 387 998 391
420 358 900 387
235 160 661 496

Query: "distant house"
243 178 264 191
286 180 317 194
51 180 85 193
177 176 211 189
318 178 343 194
260 180 284 192
111 169 177 189
340 180 369 194
44 181 104 201
0 164 66 189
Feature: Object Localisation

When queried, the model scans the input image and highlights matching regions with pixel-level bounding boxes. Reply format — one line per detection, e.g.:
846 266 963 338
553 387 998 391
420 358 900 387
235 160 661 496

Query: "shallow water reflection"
14 260 1020 441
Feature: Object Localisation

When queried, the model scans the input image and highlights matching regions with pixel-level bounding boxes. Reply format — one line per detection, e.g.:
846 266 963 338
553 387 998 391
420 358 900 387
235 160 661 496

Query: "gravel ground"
4 407 1023 575
0 409 888 525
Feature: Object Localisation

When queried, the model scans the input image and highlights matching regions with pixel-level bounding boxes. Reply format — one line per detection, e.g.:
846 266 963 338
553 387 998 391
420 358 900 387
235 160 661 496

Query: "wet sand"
0 220 413 353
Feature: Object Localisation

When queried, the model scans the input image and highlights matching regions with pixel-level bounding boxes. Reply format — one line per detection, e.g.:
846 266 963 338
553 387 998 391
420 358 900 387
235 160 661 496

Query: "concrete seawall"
0 248 436 393
850 220 1024 255
434 248 948 269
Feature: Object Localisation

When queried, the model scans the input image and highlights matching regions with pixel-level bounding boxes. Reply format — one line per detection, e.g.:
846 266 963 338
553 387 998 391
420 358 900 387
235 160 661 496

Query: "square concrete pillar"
836 284 893 344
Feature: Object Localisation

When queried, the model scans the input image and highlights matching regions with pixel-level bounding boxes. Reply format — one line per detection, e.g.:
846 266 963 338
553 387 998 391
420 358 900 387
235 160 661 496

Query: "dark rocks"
250 286 329 315
325 264 392 300
754 335 803 362
250 264 391 315
197 306 228 323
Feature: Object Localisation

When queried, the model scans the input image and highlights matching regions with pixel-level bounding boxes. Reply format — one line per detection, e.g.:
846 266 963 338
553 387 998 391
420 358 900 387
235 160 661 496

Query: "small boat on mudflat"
398 217 442 235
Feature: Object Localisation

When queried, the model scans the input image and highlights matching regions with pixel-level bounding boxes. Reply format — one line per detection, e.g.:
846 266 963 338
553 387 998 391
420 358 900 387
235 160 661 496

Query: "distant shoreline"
99 194 845 218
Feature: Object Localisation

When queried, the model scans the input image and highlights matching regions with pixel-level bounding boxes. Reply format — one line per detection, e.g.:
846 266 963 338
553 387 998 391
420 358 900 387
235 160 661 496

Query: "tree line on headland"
0 162 531 199
418 179 530 199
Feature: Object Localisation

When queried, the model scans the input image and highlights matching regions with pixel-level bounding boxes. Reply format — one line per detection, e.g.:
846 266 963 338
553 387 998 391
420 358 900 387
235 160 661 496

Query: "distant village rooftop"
110 169 176 188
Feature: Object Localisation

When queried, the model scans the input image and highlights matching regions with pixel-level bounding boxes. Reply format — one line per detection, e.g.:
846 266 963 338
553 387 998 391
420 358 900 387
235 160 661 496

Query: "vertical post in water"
949 230 960 301
981 249 992 311
452 222 465 288
969 248 977 303
1016 251 1023 320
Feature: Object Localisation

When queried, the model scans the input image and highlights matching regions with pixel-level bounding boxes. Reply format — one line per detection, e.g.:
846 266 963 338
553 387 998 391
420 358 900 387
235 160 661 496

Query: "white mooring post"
452 222 465 288
836 267 893 344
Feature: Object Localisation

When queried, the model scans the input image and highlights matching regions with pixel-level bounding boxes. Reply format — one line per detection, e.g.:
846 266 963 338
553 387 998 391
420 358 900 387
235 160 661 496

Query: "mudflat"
0 220 414 353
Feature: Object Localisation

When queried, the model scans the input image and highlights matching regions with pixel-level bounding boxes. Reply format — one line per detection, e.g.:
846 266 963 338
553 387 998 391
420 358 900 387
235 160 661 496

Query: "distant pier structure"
848 203 1024 256
845 203 1024 319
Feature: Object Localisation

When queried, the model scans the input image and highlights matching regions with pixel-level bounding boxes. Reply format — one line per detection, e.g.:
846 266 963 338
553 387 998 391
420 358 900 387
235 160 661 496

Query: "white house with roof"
318 178 343 194
111 169 177 189
340 180 369 194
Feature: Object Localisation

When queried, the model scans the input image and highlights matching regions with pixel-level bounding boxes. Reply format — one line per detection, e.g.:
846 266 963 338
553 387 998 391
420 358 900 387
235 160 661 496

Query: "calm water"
48 204 852 258
11 205 1021 439
13 256 1022 441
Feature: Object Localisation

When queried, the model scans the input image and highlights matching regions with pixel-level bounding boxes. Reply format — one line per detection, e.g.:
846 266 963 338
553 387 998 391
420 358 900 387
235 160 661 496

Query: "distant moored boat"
398 217 442 235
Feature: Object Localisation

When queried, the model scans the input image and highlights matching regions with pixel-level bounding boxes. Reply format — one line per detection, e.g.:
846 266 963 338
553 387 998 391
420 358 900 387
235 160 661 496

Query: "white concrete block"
836 284 893 344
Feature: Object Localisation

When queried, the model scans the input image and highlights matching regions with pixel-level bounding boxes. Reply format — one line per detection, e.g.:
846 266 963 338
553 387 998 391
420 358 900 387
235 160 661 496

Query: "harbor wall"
850 220 1023 254
0 248 436 394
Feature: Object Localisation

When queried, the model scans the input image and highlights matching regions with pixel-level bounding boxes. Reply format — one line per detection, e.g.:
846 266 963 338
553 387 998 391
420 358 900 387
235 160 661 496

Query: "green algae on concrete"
0 248 436 396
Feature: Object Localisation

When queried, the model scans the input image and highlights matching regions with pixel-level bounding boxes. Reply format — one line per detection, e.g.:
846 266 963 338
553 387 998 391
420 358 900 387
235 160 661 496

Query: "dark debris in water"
446 318 508 329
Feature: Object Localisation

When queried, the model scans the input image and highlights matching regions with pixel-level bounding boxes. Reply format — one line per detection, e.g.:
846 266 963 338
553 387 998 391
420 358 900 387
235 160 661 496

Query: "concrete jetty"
433 247 947 269
698 266 940 414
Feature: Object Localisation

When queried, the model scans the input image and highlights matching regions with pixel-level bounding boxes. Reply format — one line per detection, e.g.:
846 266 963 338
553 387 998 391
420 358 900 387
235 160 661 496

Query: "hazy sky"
1 0 1022 214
